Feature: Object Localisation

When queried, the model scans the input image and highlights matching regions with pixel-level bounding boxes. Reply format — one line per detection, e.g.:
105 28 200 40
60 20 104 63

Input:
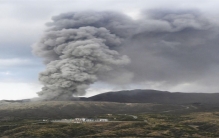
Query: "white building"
99 119 108 122
74 118 108 122
75 118 86 122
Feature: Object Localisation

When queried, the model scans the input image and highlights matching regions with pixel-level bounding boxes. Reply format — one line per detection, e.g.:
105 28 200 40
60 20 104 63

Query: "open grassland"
1 112 219 137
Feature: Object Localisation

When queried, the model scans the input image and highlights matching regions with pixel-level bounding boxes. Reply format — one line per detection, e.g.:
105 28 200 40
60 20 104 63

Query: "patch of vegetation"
0 112 219 137
96 114 143 121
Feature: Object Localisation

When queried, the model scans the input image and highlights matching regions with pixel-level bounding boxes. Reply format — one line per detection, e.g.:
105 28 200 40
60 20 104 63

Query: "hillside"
0 101 183 120
1 90 219 137
80 89 219 104
2 112 219 137
1 89 219 120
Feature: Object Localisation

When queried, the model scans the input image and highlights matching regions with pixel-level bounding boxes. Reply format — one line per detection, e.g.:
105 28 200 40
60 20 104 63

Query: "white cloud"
0 18 45 45
0 82 42 100
85 87 112 97
168 83 219 93
0 71 11 76
0 58 31 67
125 10 141 20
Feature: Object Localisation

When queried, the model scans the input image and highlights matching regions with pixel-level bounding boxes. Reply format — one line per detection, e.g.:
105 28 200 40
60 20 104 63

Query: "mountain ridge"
1 89 219 104
80 89 219 104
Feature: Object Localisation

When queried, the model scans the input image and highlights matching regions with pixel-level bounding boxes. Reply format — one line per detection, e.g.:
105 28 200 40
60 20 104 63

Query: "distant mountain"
80 89 219 104
1 89 219 119
2 89 219 105
1 99 30 103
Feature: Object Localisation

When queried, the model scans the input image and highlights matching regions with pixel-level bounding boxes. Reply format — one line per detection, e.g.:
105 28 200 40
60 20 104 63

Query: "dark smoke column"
32 11 132 100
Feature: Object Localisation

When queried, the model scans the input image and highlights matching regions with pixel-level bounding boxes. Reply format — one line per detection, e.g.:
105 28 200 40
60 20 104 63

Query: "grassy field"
1 112 219 137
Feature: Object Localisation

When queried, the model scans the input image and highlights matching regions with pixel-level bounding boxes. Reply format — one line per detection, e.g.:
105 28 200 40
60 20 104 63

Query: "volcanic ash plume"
33 10 219 100
32 12 132 100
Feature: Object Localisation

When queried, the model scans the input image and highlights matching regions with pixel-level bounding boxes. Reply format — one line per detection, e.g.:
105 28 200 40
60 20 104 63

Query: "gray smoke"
32 11 133 100
122 10 219 86
33 10 219 100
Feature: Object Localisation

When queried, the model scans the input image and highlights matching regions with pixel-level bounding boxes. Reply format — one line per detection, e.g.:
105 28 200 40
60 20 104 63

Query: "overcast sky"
1 0 219 100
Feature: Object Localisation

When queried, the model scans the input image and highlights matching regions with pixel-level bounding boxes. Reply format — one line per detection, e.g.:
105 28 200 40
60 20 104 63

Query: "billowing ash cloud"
122 10 219 86
32 11 133 100
33 10 219 100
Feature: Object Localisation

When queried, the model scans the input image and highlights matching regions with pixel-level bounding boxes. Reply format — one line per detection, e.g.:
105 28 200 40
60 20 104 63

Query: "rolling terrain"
1 112 219 137
0 101 185 120
0 89 219 120
0 89 219 137
80 89 219 104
